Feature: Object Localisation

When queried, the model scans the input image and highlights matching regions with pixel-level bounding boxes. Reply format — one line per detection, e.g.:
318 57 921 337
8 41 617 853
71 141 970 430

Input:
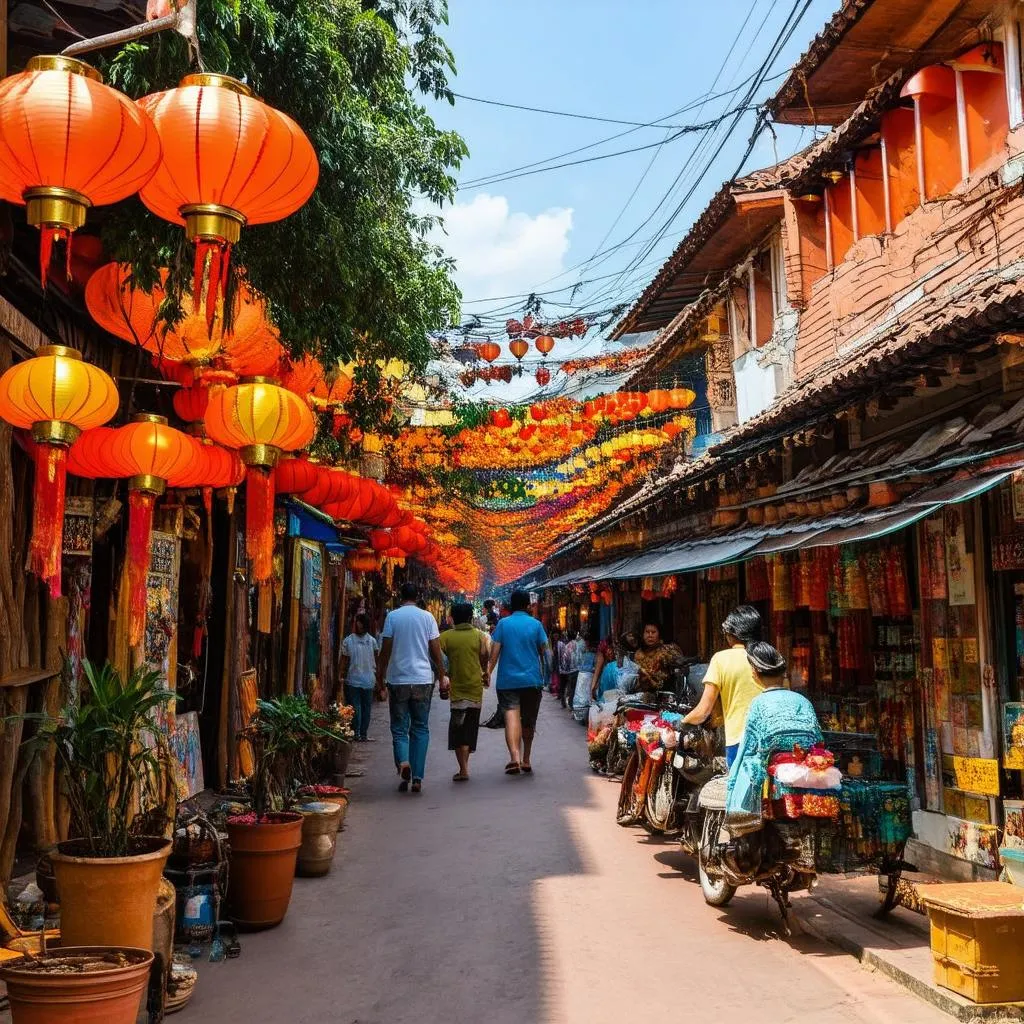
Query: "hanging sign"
1004 703 1024 769
950 755 1001 796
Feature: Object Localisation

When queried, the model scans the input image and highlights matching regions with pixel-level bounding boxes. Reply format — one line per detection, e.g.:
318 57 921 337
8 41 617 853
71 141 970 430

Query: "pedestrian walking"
556 630 576 707
339 613 378 742
439 601 489 782
487 589 550 775
376 582 444 793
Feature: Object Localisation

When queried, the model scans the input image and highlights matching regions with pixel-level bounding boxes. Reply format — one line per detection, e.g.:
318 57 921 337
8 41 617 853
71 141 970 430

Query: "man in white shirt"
376 582 444 793
339 613 379 742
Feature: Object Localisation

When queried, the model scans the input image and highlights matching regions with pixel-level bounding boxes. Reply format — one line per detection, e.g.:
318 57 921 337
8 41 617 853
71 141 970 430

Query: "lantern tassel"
38 226 69 290
126 489 156 649
204 245 222 332
29 443 68 598
246 466 275 583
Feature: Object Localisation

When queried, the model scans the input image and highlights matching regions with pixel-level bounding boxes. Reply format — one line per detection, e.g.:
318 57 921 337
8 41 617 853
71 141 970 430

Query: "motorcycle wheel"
645 760 674 832
698 809 737 907
616 750 644 826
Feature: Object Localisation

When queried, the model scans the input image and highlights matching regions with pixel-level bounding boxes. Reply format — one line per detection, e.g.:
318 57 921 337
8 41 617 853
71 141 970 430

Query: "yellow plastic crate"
919 882 1024 1004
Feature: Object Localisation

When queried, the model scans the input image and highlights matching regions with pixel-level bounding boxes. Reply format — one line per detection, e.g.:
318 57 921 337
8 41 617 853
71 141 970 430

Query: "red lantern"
478 340 500 364
0 56 160 287
490 409 513 429
535 367 551 387
647 389 670 414
509 339 529 362
369 529 392 552
139 74 318 322
535 335 555 357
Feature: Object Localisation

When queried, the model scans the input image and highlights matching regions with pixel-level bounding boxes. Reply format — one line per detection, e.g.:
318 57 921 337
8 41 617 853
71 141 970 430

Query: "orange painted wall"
827 179 855 266
962 69 1010 172
854 147 887 239
882 107 920 229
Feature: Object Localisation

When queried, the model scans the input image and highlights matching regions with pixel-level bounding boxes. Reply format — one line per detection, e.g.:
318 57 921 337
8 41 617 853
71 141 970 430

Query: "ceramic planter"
296 801 343 877
225 812 303 929
51 837 171 950
298 786 349 830
0 947 153 1024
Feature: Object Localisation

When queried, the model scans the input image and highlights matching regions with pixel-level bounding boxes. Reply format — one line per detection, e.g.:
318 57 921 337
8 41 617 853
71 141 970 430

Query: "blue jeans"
345 684 374 740
388 684 433 780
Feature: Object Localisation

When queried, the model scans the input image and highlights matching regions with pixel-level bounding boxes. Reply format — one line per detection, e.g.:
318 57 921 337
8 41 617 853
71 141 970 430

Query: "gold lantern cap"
180 73 253 97
27 55 102 82
131 413 168 426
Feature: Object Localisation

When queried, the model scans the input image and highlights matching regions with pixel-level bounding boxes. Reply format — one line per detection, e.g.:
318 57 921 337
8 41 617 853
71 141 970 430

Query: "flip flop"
453 772 469 782
505 761 521 775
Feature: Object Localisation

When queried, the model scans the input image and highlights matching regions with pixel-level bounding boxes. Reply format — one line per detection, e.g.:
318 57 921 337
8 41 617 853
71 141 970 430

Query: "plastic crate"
919 882 1024 1004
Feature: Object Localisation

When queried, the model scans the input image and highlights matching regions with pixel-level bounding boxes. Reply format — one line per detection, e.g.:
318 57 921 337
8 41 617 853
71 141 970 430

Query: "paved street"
183 694 948 1024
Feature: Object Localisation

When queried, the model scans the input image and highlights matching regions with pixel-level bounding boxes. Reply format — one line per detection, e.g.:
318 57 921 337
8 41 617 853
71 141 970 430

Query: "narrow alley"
182 697 948 1024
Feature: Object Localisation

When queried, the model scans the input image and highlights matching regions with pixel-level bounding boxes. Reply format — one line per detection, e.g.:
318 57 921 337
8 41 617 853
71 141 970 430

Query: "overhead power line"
452 92 694 129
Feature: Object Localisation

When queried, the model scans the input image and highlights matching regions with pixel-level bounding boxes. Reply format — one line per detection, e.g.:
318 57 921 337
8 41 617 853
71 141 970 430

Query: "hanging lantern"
138 74 319 322
0 346 119 595
86 262 284 375
490 409 513 429
107 414 196 646
509 339 529 362
0 57 160 287
204 378 315 582
478 340 501 364
274 455 322 495
535 366 551 387
647 389 671 413
535 335 555 358
172 380 212 430
346 547 380 575
668 387 696 409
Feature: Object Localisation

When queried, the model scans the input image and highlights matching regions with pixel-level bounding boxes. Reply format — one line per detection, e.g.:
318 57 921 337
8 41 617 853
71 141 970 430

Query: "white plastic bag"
773 762 843 790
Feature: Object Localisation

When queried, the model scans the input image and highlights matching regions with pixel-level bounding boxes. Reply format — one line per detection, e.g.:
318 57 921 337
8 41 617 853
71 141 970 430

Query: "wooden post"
216 505 237 790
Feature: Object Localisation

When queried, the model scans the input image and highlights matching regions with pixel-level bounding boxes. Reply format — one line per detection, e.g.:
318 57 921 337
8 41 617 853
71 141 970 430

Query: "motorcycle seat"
697 773 729 811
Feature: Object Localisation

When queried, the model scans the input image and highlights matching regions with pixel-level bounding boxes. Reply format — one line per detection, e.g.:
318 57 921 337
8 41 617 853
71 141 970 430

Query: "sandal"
411 779 422 793
505 761 521 775
521 764 532 774
398 763 411 792
452 772 469 782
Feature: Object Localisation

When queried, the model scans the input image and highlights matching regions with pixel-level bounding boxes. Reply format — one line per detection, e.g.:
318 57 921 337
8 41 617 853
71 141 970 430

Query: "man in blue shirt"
487 590 550 775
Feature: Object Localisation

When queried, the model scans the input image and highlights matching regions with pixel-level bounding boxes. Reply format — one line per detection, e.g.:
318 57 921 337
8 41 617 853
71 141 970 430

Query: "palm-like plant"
243 695 342 817
24 660 175 857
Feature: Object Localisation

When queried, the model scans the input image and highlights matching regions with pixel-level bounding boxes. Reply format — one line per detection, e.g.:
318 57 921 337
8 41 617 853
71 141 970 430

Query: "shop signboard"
948 755 1001 797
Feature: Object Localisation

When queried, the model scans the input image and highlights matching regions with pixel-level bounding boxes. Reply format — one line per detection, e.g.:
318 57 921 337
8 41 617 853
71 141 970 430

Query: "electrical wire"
452 91 697 129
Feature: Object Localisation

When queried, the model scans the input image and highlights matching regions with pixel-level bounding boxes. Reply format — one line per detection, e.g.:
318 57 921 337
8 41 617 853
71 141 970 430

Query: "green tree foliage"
103 0 466 418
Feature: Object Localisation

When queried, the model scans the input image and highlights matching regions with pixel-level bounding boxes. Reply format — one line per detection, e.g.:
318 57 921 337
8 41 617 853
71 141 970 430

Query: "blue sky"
425 0 839 378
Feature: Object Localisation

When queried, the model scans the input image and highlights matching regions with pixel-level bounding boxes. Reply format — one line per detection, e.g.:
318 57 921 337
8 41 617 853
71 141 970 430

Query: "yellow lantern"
0 346 119 595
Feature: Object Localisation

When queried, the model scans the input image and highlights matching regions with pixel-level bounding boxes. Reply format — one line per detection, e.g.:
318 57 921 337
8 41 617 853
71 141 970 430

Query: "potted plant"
0 947 155 1024
226 695 340 927
320 702 355 783
24 659 174 951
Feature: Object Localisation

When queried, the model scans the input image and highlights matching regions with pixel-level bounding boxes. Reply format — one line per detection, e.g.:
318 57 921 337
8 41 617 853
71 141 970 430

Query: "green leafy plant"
22 660 175 858
242 695 342 816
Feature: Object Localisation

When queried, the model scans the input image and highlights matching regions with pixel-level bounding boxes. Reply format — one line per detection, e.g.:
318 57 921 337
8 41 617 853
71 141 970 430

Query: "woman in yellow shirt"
680 606 763 768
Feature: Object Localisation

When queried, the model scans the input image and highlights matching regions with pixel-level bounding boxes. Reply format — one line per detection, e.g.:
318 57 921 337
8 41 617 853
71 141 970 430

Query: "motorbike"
614 661 719 834
677 773 819 935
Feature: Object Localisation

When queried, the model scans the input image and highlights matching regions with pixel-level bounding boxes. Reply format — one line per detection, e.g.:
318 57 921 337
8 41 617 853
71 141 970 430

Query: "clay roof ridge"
768 0 875 121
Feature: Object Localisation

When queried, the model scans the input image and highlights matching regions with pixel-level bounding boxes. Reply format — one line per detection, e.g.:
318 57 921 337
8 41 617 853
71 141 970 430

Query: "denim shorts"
497 687 542 729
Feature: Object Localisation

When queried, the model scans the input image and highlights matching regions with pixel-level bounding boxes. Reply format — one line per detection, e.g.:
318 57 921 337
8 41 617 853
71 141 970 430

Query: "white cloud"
430 193 573 303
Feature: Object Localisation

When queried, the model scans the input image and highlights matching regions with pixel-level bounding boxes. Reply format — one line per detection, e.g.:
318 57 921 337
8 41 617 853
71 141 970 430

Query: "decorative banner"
169 710 205 799
1004 702 1024 769
949 755 1001 796
944 505 975 606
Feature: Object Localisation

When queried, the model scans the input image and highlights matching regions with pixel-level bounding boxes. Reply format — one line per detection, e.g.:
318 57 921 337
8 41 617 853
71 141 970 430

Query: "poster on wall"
921 516 948 599
62 496 93 556
1004 703 1024 769
145 530 180 732
944 506 975 607
169 711 204 799
946 816 1000 869
1003 800 1024 849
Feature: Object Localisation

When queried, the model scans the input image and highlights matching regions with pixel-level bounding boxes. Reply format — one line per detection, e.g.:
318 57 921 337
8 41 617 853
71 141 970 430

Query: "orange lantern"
107 414 197 646
138 74 319 322
369 529 393 552
172 381 212 429
535 335 555 357
509 339 529 362
346 547 379 575
0 346 119 595
646 389 671 414
478 340 500 364
86 262 284 375
0 56 160 287
274 455 322 495
535 367 551 387
67 426 119 479
668 387 696 409
204 378 315 582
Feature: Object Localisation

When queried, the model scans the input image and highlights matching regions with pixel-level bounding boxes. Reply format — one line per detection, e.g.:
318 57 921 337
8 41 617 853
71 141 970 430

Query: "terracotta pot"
225 812 302 929
51 838 171 950
0 946 153 1024
296 802 343 877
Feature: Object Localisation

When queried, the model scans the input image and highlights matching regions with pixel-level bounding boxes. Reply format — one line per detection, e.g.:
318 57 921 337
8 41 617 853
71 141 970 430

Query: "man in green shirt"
440 602 489 782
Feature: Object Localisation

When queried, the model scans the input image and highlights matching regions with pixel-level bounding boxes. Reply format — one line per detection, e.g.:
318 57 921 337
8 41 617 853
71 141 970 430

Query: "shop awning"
798 504 939 549
903 471 1011 507
604 535 762 580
